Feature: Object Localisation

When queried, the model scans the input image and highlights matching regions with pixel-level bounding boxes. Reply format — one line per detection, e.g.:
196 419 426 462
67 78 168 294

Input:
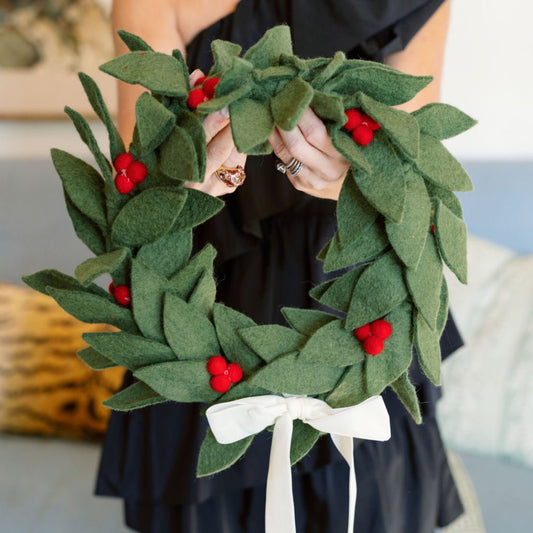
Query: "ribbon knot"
206 394 391 533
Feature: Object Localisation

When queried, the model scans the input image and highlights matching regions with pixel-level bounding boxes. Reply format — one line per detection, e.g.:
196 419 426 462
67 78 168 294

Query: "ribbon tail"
331 434 356 533
265 413 296 533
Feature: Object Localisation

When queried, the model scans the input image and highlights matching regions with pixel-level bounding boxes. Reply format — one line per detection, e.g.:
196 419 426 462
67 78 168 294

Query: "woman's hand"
268 108 350 201
185 70 246 197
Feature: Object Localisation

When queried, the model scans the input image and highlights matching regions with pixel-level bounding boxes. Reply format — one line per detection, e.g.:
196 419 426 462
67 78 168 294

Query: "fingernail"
220 106 229 118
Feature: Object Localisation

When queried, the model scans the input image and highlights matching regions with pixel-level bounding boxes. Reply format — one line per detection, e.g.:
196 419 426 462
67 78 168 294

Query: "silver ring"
276 157 304 177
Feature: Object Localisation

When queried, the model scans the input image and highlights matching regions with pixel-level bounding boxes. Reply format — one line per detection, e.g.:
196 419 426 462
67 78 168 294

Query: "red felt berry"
126 161 148 184
113 285 131 306
207 355 227 376
115 173 135 194
193 75 206 87
203 77 220 99
113 152 134 172
353 323 371 341
187 88 208 109
431 225 436 233
344 109 363 131
210 374 232 393
352 124 374 146
227 363 243 384
108 282 115 294
370 319 392 340
361 113 381 131
363 336 384 356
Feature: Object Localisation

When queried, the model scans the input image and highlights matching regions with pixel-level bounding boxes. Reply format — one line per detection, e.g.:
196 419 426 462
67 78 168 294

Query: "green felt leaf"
365 302 413 396
413 103 477 140
208 57 253 100
64 106 113 182
158 126 199 182
249 352 343 395
299 319 366 367
167 244 216 300
310 91 346 126
229 98 275 153
414 311 442 386
78 72 125 161
135 92 175 153
358 93 419 159
415 134 473 192
390 372 422 424
281 308 336 337
405 236 443 330
188 269 216 316
426 183 463 218
312 51 347 89
100 51 188 97
352 132 406 223
217 381 270 403
170 48 189 83
134 360 219 402
212 303 261 373
243 25 292 69
434 200 468 284
82 331 175 371
323 226 388 273
437 278 449 337
177 111 206 182
77 346 116 370
325 64 432 106
385 171 431 269
310 266 364 313
75 248 129 286
210 39 242 74
163 292 220 360
271 77 314 131
246 140 274 155
64 195 106 255
290 420 321 466
197 429 253 477
238 325 306 363
252 65 296 84
136 229 192 279
171 189 224 233
326 363 367 408
329 128 371 174
336 169 377 247
51 149 107 229
111 187 186 246
22 269 108 299
117 30 154 52
104 381 166 411
46 287 138 334
131 259 168 343
346 252 408 329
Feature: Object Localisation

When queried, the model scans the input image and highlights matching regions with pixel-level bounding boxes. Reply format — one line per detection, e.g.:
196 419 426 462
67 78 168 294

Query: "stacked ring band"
276 157 304 177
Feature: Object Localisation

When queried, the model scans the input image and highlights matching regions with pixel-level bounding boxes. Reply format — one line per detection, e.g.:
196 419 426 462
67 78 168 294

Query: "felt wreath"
23 26 475 478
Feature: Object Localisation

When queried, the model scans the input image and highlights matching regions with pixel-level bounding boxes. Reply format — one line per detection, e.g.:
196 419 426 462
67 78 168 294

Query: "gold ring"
215 165 246 187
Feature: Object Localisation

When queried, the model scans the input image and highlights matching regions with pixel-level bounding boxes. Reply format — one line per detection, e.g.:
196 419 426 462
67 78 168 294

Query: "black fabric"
96 1 465 531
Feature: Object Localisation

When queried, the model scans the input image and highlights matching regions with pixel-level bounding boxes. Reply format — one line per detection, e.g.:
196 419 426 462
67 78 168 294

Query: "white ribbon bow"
206 394 391 533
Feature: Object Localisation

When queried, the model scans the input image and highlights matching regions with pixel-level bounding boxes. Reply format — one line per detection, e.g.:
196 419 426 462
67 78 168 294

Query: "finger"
270 124 325 171
203 109 230 144
189 69 205 88
205 124 235 177
296 108 333 154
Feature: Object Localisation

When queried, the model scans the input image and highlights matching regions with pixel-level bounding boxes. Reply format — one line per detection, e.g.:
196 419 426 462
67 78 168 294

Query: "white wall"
0 0 531 161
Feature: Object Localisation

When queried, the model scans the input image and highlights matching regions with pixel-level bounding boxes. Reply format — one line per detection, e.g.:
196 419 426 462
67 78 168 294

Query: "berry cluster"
187 77 220 110
113 153 148 194
353 319 392 355
109 282 131 307
344 109 381 146
206 355 243 393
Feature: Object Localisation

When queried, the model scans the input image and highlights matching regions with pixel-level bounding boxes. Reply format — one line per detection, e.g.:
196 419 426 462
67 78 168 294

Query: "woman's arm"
269 0 451 200
111 0 245 197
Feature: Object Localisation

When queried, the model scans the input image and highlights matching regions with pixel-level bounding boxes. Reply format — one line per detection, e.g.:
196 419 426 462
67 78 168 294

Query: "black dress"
96 1 465 531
